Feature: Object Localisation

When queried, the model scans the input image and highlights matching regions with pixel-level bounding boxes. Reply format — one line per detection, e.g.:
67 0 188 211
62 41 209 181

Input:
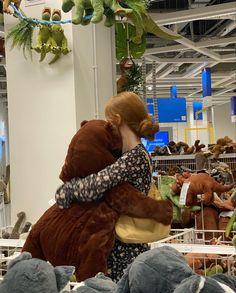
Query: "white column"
4 3 116 223
72 22 116 126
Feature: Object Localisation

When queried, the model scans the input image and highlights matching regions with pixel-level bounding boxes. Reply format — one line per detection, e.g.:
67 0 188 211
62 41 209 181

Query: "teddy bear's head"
0 252 74 293
60 119 122 182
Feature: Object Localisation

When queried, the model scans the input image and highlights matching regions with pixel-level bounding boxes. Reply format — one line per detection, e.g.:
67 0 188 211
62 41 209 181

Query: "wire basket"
0 238 25 279
151 228 236 276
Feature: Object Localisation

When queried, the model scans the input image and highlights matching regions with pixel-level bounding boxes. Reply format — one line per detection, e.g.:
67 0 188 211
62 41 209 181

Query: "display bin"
0 238 25 279
150 229 236 276
152 153 236 173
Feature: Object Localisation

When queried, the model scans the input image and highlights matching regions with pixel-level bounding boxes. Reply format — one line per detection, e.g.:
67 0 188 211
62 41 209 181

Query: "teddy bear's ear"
54 266 75 291
80 120 88 127
7 252 32 270
104 121 116 132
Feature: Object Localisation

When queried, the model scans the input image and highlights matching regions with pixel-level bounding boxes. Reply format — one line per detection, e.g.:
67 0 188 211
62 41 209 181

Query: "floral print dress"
55 143 152 282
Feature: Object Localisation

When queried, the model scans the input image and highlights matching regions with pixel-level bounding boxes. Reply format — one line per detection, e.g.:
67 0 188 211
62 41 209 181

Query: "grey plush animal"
1 248 235 292
74 246 236 293
0 252 75 293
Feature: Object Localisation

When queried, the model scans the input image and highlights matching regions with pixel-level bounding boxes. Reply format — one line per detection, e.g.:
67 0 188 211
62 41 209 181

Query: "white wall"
4 1 116 224
213 102 236 141
4 2 77 223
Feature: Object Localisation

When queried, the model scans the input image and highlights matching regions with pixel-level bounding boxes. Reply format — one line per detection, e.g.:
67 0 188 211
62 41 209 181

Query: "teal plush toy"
0 252 75 293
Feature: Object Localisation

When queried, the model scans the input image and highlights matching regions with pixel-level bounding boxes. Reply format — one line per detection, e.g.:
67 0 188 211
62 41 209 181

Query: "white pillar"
72 22 116 126
4 2 116 223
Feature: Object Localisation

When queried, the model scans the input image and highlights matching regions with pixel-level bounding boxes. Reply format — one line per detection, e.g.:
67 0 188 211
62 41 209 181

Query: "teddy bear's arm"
104 183 173 225
55 150 147 208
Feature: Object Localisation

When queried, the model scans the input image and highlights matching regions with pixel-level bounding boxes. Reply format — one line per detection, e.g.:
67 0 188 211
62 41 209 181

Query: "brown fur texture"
3 0 22 14
116 58 134 94
195 207 219 240
175 173 235 206
22 120 172 281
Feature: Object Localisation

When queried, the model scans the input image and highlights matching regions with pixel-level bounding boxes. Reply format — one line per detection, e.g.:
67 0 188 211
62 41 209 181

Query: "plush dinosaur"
62 0 132 25
22 119 172 281
174 173 235 206
33 8 71 64
33 8 52 62
48 9 71 64
10 211 26 239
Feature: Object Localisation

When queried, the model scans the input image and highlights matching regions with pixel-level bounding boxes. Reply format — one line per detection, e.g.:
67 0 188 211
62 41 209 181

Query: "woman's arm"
55 150 145 208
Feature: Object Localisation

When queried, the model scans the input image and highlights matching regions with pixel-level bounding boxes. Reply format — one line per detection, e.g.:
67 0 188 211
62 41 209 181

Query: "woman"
55 91 161 281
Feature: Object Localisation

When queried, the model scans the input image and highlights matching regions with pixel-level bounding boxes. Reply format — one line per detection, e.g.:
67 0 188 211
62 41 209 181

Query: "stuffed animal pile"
209 136 236 158
152 139 206 156
1 247 235 293
22 119 172 281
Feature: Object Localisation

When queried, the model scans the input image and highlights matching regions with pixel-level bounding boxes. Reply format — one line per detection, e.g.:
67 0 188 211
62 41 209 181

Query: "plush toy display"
72 246 236 293
62 0 133 25
151 139 206 157
33 8 71 64
2 248 235 293
173 173 235 206
22 119 172 281
0 252 75 293
209 136 236 158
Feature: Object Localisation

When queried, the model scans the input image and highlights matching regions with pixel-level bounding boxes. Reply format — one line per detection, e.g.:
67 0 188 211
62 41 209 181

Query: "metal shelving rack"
152 153 236 173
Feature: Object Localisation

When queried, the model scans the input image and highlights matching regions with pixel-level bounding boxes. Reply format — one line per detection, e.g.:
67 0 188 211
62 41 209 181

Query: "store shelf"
0 239 25 247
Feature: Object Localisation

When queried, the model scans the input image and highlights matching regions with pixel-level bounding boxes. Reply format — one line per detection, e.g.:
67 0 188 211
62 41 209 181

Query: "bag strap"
141 148 153 173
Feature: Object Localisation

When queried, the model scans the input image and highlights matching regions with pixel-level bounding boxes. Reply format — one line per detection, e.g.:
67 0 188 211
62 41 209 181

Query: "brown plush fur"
22 120 172 281
175 173 235 206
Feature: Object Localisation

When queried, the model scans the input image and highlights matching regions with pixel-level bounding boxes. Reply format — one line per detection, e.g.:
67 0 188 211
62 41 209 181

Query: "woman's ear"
113 114 121 126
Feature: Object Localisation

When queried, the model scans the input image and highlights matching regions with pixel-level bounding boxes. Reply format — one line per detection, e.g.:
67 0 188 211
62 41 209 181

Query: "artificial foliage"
6 16 36 59
124 62 142 92
115 23 146 60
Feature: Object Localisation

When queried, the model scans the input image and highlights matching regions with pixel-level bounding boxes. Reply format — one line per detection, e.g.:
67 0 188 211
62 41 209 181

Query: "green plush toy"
33 8 71 64
158 176 201 224
33 8 52 62
62 0 132 25
49 9 71 64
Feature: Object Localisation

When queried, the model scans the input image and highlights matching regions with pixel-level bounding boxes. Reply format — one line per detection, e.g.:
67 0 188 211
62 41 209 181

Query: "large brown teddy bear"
22 120 172 281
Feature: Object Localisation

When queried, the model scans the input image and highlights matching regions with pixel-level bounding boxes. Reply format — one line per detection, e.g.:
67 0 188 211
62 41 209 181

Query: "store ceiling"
143 0 236 105
0 0 235 108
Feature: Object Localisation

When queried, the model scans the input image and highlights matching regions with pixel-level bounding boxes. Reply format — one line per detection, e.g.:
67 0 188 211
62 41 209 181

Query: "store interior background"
0 0 235 224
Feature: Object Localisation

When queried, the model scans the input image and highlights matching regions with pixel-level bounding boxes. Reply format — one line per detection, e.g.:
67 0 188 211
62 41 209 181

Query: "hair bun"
138 118 159 141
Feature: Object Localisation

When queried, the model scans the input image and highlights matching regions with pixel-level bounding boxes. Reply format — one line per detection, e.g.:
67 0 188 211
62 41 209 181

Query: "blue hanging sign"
193 101 203 120
201 68 212 98
170 85 178 99
157 98 187 123
231 96 236 123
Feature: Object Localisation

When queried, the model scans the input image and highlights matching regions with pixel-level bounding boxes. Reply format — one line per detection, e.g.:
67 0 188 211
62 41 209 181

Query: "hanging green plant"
6 16 36 59
121 0 180 44
124 62 143 93
115 23 146 60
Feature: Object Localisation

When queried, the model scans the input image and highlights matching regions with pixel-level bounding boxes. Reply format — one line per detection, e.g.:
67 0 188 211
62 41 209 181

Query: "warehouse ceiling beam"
150 2 236 25
160 27 222 61
187 71 236 97
214 86 236 96
144 37 236 55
